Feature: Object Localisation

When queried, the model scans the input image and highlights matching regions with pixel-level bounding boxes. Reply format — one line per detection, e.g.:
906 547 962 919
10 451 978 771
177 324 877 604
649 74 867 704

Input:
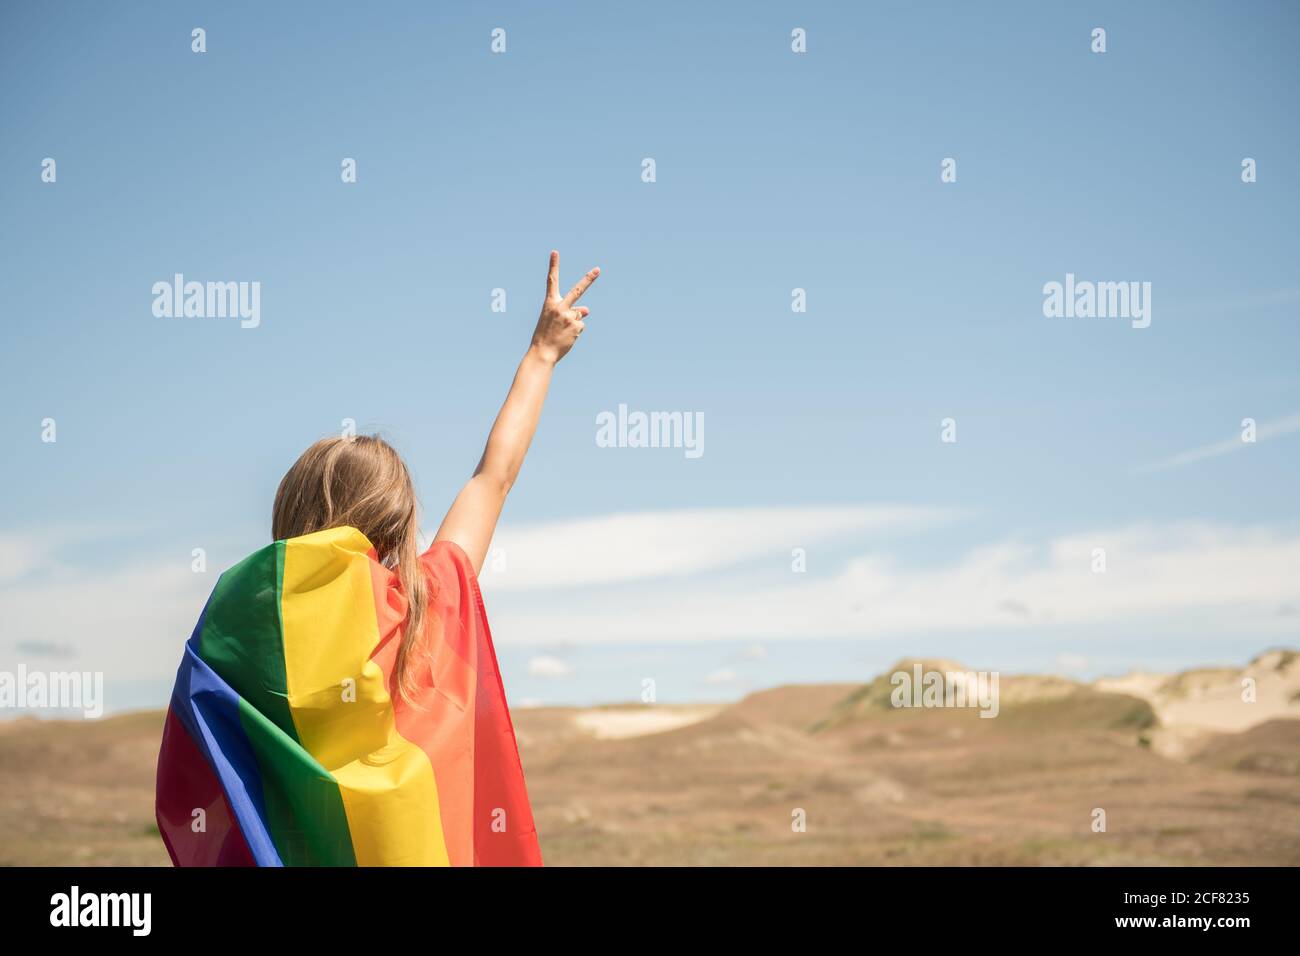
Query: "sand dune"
2 651 1297 866
1095 649 1298 733
569 704 724 740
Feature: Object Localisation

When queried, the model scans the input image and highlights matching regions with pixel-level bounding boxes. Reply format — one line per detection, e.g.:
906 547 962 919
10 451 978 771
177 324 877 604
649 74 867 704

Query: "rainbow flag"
155 527 541 866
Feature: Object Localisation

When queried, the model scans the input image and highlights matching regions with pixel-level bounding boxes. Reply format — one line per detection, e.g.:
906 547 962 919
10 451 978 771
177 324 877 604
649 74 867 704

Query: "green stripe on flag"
199 541 357 866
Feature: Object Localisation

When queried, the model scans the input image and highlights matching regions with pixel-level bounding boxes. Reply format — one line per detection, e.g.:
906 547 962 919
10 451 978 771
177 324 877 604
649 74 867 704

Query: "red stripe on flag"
155 706 256 867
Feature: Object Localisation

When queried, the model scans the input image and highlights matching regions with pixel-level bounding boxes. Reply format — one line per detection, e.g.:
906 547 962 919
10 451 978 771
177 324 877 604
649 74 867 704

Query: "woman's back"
156 528 539 866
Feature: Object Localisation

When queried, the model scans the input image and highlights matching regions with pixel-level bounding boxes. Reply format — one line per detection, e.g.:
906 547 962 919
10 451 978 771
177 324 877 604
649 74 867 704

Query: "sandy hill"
1095 649 1298 731
1 651 1297 866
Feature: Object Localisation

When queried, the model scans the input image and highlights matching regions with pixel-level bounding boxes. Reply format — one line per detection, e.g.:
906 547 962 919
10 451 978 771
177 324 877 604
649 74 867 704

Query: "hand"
530 250 599 365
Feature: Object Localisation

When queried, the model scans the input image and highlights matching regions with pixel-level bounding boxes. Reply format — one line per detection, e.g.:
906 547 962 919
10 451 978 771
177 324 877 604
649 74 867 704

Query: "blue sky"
2 1 1298 714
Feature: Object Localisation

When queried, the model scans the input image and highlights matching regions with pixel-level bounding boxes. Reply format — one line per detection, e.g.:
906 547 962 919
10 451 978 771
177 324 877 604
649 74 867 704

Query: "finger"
570 306 590 320
546 250 560 299
563 266 600 307
574 320 586 335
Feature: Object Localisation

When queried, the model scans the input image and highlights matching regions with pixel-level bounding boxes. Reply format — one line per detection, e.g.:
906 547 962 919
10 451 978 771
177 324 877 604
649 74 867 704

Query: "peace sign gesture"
531 250 600 365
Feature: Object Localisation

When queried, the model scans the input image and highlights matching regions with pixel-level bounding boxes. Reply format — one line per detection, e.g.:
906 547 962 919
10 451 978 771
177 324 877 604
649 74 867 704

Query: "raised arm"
433 251 600 573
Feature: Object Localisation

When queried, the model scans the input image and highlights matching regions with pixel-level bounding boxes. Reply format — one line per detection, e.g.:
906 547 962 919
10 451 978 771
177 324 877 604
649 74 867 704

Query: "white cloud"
4 510 1298 691
0 557 212 678
0 531 70 585
703 668 738 685
1055 652 1089 674
470 505 960 592
526 655 572 678
1136 411 1300 473
489 520 1300 645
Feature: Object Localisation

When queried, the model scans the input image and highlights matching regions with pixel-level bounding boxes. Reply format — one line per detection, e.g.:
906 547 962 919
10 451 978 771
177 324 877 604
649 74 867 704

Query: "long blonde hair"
272 435 429 703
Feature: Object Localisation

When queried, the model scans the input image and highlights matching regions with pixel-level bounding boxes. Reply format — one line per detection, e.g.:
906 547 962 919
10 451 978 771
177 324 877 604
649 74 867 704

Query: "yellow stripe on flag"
280 527 450 866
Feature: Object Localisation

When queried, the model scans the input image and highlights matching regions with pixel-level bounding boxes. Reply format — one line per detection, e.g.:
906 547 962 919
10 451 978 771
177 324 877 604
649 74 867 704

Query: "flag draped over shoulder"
155 527 541 866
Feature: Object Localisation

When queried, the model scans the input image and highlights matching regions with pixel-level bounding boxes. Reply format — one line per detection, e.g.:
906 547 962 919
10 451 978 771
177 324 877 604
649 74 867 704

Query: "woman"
155 252 600 866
